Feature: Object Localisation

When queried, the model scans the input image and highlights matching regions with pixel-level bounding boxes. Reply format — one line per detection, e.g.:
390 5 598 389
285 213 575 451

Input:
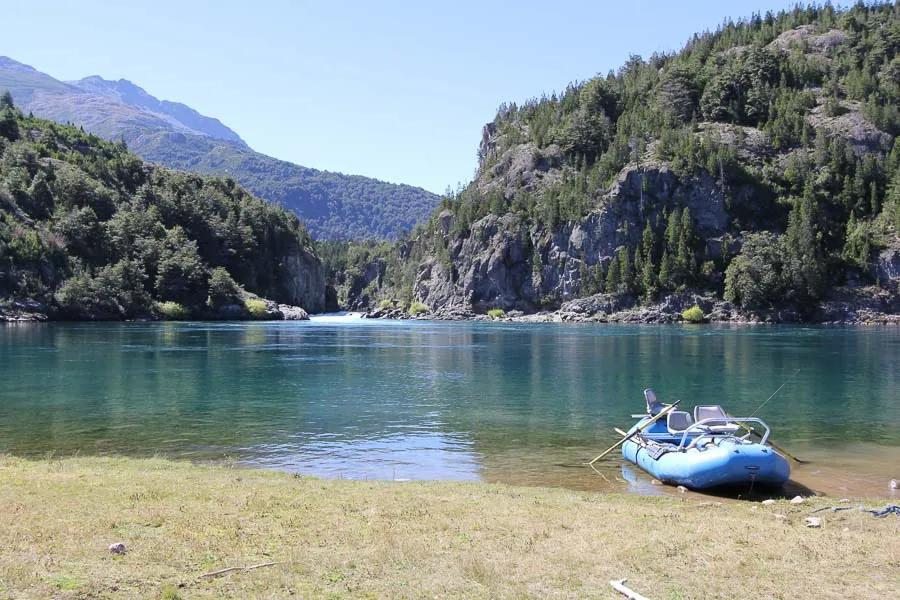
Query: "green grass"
156 301 190 320
0 456 897 599
244 299 270 320
408 301 429 316
48 574 85 591
681 305 705 323
487 308 505 319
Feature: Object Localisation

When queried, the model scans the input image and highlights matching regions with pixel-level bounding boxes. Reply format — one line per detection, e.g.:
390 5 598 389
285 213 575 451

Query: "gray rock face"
768 25 848 53
815 286 900 324
558 293 636 317
277 304 310 320
875 243 900 283
807 99 894 155
279 248 326 313
412 162 730 313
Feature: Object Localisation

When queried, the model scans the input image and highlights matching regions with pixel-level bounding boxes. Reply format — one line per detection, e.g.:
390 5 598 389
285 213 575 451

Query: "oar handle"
587 400 680 466
730 414 807 464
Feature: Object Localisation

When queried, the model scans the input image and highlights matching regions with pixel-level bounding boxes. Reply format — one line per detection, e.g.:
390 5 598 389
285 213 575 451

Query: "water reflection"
1 321 898 497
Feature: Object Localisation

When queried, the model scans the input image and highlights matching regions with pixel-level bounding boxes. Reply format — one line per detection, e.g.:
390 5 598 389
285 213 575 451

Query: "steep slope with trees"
0 96 325 320
355 2 900 323
0 58 439 240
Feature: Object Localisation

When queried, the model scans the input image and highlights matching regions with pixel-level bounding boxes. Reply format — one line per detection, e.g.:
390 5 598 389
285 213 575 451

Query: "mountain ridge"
0 56 440 239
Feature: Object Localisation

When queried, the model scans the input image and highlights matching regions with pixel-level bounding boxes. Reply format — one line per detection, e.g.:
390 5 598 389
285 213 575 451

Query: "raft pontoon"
620 390 790 490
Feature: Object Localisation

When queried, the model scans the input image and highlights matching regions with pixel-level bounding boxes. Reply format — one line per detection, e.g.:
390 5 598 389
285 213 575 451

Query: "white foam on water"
308 311 366 323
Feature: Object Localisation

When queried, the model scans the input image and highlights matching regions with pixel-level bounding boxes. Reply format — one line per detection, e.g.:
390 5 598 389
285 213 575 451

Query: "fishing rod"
748 368 801 419
738 369 808 464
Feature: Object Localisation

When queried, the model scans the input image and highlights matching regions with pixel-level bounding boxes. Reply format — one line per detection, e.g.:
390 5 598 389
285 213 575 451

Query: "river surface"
1 317 898 498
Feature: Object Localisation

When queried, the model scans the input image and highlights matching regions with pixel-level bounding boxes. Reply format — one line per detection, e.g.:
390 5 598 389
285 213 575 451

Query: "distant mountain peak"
71 75 159 104
0 56 38 72
65 73 246 145
0 55 440 239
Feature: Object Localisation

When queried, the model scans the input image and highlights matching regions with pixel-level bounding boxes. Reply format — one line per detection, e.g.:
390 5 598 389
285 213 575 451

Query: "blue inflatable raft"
620 390 790 490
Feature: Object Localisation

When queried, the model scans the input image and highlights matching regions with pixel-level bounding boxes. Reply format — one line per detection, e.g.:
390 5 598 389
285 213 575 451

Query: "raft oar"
586 400 680 474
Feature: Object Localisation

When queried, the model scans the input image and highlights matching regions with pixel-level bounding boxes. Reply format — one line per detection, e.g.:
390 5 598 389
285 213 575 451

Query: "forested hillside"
0 96 325 320
0 58 440 240
347 2 900 322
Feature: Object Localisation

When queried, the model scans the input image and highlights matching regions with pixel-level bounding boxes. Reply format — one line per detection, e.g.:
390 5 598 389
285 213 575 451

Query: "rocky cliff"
360 4 900 323
413 162 734 313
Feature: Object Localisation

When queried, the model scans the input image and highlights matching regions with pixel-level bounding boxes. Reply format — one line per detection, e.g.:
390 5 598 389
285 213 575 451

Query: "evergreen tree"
155 226 210 307
605 252 622 293
676 207 696 285
664 209 679 247
784 185 827 301
658 250 674 291
641 254 657 300
619 247 634 293
0 107 19 141
208 267 243 308
842 213 873 271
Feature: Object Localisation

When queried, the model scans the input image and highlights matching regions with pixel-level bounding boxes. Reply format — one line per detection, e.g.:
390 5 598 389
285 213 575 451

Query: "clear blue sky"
3 0 803 193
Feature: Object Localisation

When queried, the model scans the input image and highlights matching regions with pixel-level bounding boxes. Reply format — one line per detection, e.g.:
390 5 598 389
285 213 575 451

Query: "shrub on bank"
245 299 270 320
408 301 429 316
487 308 505 319
682 305 705 323
208 267 242 308
157 301 190 320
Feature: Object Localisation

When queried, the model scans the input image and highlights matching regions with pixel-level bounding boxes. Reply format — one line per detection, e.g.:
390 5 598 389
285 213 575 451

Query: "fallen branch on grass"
201 562 280 578
610 578 651 600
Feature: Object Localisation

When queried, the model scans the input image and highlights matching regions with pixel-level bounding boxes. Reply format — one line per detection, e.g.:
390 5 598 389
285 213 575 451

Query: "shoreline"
364 288 900 325
1 455 897 598
7 284 900 326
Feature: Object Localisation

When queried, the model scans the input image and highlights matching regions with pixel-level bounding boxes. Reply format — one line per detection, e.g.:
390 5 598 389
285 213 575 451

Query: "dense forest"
0 95 325 320
335 2 900 321
132 132 441 241
0 58 440 241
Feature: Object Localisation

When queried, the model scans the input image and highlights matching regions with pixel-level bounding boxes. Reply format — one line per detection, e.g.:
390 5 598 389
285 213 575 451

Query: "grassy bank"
0 457 897 599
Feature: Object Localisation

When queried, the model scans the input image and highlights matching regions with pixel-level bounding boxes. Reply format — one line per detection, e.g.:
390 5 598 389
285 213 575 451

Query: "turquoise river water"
1 317 898 497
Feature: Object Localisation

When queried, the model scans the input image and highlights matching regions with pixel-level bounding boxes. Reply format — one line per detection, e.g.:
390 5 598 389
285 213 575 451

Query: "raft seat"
666 411 694 434
694 405 741 434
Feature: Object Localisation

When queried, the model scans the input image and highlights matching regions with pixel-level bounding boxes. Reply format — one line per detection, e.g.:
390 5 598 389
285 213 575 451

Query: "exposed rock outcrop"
875 239 900 284
412 162 731 313
768 25 849 54
807 99 894 155
279 248 326 313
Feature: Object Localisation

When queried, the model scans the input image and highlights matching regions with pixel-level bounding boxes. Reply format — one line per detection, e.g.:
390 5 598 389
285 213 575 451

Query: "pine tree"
641 254 657 300
0 107 19 141
633 246 644 292
869 181 880 215
605 253 622 293
676 207 696 284
619 247 634 293
658 250 674 291
640 222 656 264
0 91 13 110
593 262 605 293
785 185 826 301
665 209 681 255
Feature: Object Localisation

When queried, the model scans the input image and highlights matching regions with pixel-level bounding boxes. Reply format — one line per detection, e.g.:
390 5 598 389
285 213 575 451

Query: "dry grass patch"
0 456 897 599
